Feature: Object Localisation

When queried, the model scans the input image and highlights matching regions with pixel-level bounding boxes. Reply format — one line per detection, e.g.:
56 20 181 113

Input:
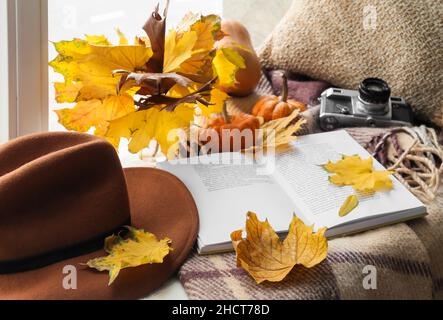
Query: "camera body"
319 78 413 131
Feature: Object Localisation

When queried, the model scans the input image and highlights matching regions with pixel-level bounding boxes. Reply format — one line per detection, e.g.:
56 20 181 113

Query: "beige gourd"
216 20 261 97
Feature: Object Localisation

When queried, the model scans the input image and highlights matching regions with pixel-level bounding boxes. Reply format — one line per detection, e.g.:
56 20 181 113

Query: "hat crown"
0 132 131 262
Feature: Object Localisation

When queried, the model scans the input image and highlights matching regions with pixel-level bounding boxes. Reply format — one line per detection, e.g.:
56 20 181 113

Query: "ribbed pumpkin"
252 73 307 122
201 104 260 152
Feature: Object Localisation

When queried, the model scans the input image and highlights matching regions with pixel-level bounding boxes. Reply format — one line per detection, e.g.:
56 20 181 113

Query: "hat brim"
0 168 199 300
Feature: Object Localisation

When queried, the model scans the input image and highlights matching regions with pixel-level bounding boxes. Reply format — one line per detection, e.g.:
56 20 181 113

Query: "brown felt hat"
0 132 198 300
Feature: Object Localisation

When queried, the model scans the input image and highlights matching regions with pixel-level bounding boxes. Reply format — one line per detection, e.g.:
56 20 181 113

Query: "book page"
159 153 298 249
273 131 424 229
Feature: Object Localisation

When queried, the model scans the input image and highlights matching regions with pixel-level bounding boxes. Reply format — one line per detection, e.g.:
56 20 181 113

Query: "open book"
159 130 426 255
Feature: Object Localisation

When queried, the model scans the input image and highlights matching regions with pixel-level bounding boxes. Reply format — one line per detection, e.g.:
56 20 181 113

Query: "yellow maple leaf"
322 155 394 192
231 212 328 284
86 227 173 285
106 104 194 158
50 35 117 81
55 94 135 137
50 37 153 101
322 155 373 175
73 45 152 99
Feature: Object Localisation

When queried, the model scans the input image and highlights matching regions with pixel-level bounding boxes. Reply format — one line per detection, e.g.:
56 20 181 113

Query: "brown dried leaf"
231 212 328 284
136 78 215 112
143 1 169 72
114 70 193 96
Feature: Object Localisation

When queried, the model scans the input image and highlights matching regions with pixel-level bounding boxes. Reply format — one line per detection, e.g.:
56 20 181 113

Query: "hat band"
0 218 131 275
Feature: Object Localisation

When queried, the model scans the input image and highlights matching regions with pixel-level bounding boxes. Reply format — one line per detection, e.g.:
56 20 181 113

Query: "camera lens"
359 78 391 104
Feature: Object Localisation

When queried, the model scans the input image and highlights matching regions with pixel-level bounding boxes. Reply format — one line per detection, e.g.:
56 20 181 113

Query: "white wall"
223 0 292 48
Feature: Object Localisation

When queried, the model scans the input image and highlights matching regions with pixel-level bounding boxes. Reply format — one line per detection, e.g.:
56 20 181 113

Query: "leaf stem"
222 102 231 124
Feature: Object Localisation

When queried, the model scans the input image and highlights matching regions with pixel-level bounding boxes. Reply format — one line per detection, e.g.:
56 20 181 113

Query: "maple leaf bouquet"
50 2 246 159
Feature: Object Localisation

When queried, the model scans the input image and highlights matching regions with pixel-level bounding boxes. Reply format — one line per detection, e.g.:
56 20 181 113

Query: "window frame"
0 0 12 143
1 0 48 143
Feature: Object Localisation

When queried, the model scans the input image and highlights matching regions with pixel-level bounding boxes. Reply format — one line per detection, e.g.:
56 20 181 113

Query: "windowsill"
142 278 188 300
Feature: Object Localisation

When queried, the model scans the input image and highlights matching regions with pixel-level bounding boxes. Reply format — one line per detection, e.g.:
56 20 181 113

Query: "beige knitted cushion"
259 0 443 127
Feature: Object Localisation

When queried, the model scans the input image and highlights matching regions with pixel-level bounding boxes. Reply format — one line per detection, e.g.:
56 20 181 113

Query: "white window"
0 0 48 143
0 0 291 143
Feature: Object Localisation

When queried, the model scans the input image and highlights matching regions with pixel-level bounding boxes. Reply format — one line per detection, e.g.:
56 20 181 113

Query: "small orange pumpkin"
252 72 307 122
201 104 260 152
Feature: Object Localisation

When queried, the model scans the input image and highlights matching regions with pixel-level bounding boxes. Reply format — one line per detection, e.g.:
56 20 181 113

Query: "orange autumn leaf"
231 212 328 284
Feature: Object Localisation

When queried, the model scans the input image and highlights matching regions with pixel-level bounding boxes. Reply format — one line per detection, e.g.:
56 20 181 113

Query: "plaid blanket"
178 74 443 300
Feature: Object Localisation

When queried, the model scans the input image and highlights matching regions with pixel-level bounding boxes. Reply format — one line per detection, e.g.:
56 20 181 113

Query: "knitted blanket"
178 74 443 300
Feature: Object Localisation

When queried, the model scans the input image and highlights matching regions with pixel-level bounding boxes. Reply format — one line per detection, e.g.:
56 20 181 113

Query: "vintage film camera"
319 78 413 131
